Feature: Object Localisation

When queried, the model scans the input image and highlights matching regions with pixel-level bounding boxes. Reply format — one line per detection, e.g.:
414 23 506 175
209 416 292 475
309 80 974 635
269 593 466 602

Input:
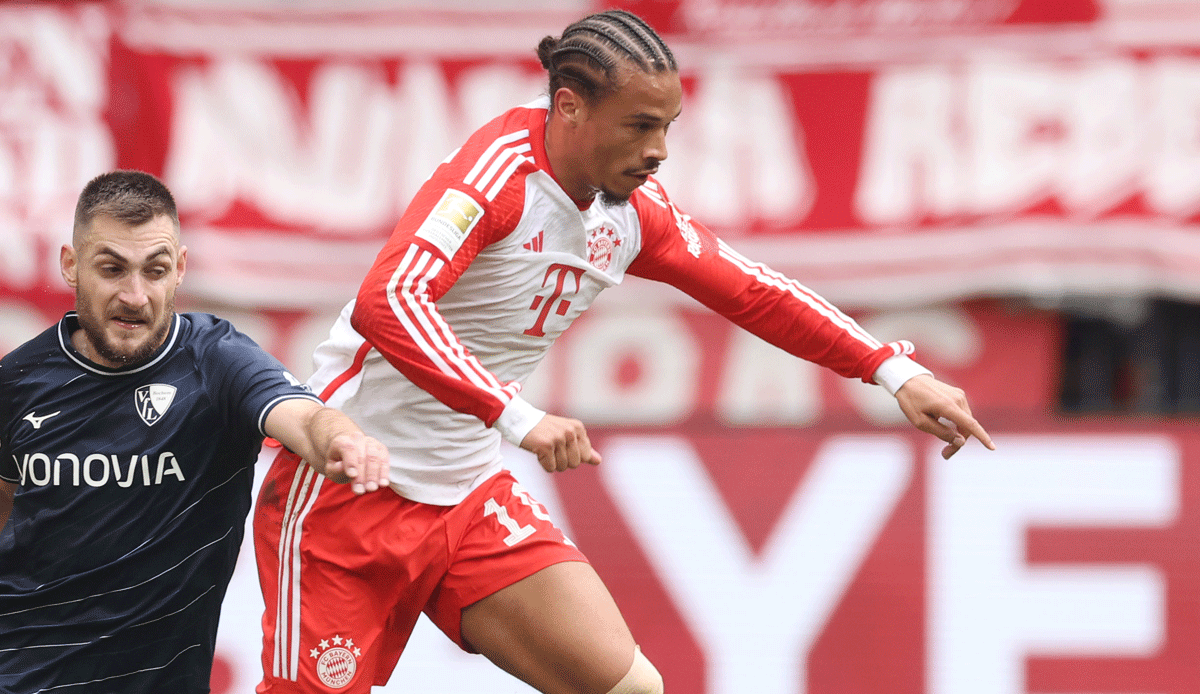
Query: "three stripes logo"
522 230 544 252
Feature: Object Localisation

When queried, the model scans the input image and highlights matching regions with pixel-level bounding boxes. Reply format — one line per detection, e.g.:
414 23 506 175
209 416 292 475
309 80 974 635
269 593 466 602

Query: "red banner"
5 0 1200 313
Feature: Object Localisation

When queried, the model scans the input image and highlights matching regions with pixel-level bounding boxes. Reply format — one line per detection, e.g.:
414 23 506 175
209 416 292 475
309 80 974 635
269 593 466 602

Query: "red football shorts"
253 448 587 693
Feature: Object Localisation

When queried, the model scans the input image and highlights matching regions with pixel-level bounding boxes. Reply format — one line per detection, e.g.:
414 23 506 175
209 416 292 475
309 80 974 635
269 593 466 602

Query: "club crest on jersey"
135 384 177 426
310 634 360 689
415 188 485 258
586 225 622 272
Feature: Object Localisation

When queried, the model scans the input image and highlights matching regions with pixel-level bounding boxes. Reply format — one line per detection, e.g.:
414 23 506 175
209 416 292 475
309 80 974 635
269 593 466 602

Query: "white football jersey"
307 98 923 505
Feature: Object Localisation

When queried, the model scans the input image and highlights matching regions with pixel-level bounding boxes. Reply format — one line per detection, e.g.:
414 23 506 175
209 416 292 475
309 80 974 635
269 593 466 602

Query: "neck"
543 120 593 205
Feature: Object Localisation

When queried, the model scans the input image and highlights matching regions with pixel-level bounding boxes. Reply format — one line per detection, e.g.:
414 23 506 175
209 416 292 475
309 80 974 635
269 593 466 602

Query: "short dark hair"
537 9 678 104
73 170 179 242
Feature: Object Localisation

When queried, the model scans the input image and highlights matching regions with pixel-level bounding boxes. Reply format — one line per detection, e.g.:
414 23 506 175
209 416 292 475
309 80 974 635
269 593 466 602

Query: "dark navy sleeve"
0 359 17 483
190 315 322 436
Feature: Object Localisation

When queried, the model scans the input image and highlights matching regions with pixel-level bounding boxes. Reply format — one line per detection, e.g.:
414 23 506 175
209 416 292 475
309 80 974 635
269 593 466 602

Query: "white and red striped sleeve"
350 111 537 428
628 180 930 390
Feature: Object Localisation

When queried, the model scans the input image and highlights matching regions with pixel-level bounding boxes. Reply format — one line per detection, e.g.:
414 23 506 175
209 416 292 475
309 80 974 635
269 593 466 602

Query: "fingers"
523 415 599 473
327 435 390 494
897 376 996 458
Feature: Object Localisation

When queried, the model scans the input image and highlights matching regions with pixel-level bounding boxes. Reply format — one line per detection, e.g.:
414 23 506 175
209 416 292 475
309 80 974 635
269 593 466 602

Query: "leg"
254 447 447 693
460 561 638 694
426 469 662 693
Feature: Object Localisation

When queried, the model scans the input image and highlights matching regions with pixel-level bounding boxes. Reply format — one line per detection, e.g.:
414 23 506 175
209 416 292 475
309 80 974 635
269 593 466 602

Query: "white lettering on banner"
654 58 813 229
600 435 912 694
162 54 807 236
856 65 965 224
857 57 1200 223
1146 58 1200 217
929 436 1177 694
565 311 699 425
166 59 397 231
164 60 542 231
716 328 821 425
0 6 114 290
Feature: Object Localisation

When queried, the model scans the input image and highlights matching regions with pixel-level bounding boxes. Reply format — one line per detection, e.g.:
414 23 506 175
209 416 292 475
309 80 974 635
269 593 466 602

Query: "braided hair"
537 10 678 104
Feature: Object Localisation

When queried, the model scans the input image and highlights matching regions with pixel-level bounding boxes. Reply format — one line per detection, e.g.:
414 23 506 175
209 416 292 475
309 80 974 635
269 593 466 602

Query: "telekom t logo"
524 263 585 337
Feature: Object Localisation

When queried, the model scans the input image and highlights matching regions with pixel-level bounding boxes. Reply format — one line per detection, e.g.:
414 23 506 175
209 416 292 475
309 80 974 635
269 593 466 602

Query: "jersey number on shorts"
484 483 552 546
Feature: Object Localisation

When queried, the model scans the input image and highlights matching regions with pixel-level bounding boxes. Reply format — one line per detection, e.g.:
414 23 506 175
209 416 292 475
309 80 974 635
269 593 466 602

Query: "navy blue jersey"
0 312 320 694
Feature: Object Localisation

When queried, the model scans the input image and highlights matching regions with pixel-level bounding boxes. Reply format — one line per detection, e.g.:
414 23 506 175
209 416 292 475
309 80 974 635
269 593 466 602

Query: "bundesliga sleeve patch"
415 189 485 258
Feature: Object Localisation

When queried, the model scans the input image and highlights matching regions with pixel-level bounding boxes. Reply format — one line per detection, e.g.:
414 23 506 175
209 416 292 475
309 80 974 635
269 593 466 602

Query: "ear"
176 245 187 286
552 86 584 126
60 244 78 289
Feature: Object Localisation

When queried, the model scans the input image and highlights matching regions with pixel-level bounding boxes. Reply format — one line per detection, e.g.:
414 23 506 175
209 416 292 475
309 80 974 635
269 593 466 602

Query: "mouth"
112 316 149 330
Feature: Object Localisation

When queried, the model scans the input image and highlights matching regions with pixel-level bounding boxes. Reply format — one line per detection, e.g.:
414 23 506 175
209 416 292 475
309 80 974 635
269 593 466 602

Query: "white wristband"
492 395 546 446
872 355 933 396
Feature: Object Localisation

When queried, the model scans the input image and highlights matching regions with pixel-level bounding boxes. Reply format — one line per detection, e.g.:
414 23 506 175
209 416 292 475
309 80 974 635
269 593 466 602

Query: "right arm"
350 124 567 456
0 480 15 532
352 193 598 472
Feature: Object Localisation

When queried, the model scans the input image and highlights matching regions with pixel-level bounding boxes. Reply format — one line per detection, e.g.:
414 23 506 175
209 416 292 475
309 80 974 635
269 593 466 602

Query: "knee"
605 646 663 694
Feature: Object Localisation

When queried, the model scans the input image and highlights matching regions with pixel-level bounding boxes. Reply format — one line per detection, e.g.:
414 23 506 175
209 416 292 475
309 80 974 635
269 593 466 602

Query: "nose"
118 274 150 310
646 127 668 163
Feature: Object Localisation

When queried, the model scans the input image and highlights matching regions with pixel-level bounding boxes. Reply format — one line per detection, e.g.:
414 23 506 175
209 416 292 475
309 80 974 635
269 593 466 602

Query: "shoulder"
176 313 266 364
400 102 548 257
628 177 719 264
445 102 546 208
630 177 690 244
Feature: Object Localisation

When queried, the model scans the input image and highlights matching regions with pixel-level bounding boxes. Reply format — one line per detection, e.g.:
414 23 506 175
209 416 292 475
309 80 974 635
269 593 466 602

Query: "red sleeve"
350 115 533 426
626 180 911 383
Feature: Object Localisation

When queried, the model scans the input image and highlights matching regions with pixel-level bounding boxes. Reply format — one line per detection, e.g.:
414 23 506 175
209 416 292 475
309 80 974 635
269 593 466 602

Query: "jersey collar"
57 312 182 377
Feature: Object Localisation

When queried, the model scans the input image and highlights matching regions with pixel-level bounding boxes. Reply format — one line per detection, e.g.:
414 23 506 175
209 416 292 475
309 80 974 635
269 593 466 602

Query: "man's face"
574 67 683 205
61 213 186 368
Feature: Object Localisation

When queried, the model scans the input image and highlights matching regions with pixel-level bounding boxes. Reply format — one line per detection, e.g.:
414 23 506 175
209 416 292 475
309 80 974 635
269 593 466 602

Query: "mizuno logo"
523 231 544 252
23 411 61 430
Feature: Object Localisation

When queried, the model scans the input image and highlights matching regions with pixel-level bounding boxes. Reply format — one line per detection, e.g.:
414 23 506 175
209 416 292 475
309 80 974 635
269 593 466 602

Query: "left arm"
628 184 995 458
263 399 391 494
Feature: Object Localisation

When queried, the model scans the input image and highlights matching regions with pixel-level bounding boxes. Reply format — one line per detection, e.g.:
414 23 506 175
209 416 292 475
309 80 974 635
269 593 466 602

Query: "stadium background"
3 0 1200 692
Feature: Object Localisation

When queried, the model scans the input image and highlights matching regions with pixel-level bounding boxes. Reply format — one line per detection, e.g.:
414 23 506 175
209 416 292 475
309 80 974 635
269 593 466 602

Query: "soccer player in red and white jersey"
254 9 995 694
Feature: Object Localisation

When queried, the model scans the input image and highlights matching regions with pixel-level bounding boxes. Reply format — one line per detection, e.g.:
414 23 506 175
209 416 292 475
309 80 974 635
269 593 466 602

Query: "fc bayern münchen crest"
135 384 177 426
586 225 622 271
312 635 360 689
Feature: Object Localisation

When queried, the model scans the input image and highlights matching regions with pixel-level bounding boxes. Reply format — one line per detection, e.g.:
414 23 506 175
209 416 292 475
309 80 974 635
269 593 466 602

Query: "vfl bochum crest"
135 384 177 426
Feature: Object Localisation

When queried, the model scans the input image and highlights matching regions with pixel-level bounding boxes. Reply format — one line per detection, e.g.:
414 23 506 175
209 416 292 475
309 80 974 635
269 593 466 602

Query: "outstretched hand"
895 374 996 459
323 432 391 494
520 414 602 473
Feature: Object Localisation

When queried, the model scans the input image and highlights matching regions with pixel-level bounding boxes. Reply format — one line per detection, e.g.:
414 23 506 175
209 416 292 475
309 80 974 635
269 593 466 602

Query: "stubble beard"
598 187 631 208
77 298 174 367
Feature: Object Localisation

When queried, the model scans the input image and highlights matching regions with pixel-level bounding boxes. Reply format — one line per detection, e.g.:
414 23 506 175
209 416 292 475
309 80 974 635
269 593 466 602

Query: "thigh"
254 448 447 693
462 562 637 694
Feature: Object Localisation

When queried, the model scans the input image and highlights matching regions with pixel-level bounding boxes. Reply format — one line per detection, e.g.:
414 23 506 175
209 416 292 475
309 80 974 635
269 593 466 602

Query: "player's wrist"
492 396 546 446
873 355 933 396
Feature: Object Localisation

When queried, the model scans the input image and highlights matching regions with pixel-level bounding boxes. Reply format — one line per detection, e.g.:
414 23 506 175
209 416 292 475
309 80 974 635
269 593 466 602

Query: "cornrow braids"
537 9 677 103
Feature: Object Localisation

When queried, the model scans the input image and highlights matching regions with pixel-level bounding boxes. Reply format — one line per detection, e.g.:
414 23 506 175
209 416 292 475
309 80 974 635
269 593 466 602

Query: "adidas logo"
522 231 544 252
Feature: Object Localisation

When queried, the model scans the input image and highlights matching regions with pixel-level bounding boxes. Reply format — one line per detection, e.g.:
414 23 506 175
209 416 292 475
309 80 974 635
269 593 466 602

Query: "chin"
599 188 634 207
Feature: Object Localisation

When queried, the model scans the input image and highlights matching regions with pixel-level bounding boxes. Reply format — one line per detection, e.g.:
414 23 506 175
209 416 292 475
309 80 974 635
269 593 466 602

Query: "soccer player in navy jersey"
0 170 391 694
